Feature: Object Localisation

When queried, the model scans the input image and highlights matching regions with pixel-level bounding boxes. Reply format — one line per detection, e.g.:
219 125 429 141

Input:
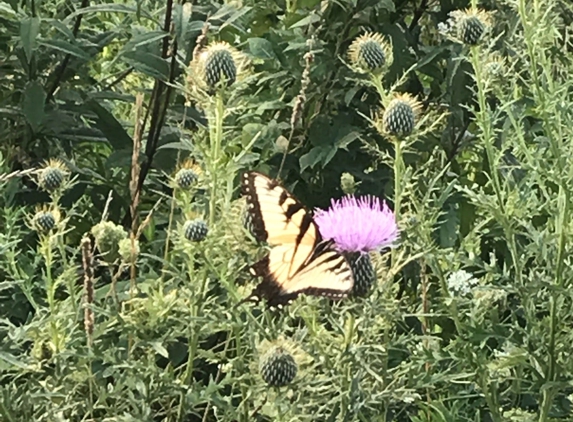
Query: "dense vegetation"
2 0 573 420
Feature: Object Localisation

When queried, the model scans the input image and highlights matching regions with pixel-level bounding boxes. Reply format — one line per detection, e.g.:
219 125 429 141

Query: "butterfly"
239 171 354 307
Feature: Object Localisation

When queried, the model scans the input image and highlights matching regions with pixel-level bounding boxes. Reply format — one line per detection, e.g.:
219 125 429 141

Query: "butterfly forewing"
241 171 354 305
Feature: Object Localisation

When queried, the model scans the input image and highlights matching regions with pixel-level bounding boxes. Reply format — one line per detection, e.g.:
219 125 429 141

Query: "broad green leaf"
39 39 90 60
22 80 46 132
219 6 252 30
122 30 168 53
45 19 75 40
86 100 133 151
248 37 276 60
299 146 325 171
122 51 169 81
64 4 152 22
20 17 40 62
375 0 395 12
173 3 193 46
289 13 321 29
0 1 17 15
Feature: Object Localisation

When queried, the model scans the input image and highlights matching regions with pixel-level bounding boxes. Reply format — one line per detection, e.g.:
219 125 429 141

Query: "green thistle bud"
118 237 139 263
191 42 247 94
380 93 422 138
344 252 377 297
340 172 357 195
33 211 56 233
174 159 202 189
37 159 69 192
450 8 493 46
91 221 128 263
175 168 199 189
459 16 486 45
348 32 393 74
183 219 208 242
259 346 297 388
205 47 236 89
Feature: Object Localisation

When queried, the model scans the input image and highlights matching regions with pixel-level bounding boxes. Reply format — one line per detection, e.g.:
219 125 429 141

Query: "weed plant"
1 0 573 421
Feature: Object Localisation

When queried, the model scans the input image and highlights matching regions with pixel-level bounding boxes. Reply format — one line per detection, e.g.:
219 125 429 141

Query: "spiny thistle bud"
448 8 493 46
118 237 140 263
348 32 393 74
183 218 208 242
259 346 298 388
174 160 202 189
37 159 69 192
91 221 128 263
379 93 423 138
190 41 246 94
344 252 377 297
340 172 357 195
33 210 57 233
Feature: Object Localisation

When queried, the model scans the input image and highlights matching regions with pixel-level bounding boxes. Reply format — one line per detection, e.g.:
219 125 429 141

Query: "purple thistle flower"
314 195 399 253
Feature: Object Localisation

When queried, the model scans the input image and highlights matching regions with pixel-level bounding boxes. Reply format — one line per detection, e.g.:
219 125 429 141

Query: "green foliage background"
2 0 573 420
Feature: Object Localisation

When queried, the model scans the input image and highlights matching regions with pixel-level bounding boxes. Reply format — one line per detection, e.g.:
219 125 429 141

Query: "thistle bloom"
314 195 398 253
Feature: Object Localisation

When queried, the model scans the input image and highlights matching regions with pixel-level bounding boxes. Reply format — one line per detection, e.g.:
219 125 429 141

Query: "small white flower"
447 269 478 296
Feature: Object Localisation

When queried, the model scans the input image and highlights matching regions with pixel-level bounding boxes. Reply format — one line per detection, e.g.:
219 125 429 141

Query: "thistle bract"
33 211 56 233
348 33 392 74
381 94 422 137
260 347 297 387
183 219 208 242
38 159 69 192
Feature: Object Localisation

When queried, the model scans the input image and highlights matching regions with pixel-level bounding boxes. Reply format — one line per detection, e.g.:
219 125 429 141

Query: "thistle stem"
209 92 224 227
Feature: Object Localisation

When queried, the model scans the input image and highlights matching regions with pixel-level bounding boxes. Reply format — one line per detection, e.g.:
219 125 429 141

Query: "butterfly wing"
242 171 354 306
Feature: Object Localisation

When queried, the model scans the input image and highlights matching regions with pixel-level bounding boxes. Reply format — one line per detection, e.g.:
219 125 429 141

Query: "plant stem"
209 92 224 227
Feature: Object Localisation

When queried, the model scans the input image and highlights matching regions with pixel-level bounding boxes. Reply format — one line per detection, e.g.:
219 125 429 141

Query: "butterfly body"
241 171 354 306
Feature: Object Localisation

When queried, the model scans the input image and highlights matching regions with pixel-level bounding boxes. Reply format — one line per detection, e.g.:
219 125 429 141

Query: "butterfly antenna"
276 51 313 181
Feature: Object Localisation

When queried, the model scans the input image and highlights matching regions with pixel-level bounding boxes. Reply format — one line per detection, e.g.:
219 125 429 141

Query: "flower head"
188 41 247 95
348 32 393 74
314 195 398 253
174 159 202 189
441 8 494 46
377 93 423 138
37 158 69 192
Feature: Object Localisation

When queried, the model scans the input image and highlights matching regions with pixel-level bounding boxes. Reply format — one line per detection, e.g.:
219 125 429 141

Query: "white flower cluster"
447 269 478 297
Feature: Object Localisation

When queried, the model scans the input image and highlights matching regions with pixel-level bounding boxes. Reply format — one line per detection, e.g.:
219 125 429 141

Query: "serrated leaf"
0 351 31 370
122 51 169 81
173 3 193 46
86 100 133 150
289 13 321 29
20 17 40 62
39 39 90 60
248 37 276 60
22 80 46 132
122 30 168 53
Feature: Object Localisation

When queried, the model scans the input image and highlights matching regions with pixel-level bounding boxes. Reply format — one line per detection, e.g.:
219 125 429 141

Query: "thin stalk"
209 92 224 227
470 47 505 217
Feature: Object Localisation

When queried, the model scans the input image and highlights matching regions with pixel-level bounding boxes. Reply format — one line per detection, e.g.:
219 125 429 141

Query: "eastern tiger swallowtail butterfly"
240 171 354 307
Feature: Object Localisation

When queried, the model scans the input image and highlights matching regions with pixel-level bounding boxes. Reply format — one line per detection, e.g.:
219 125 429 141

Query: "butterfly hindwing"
242 171 354 306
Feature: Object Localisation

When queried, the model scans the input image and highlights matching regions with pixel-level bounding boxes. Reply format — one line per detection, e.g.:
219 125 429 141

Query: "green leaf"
122 51 169 81
0 351 31 370
86 100 133 150
299 147 326 171
22 80 46 132
64 4 152 22
122 30 168 53
173 2 193 46
39 39 90 60
248 37 276 60
375 0 395 12
20 17 40 62
289 13 321 29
